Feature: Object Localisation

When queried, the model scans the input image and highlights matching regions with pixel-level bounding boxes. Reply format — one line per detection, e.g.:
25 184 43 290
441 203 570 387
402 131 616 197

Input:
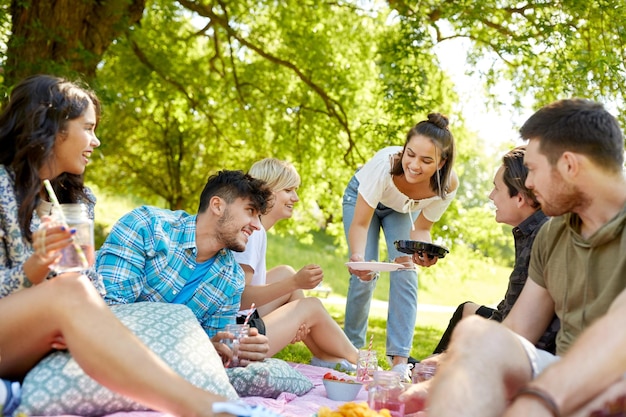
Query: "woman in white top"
234 158 359 371
343 113 458 378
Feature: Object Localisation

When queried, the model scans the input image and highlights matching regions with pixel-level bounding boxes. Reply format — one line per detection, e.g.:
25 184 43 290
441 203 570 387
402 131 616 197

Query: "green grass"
265 230 511 365
93 191 512 367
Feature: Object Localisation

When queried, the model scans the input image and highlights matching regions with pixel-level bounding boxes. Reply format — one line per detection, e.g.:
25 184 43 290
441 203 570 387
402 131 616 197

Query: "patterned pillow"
226 358 313 398
17 302 238 416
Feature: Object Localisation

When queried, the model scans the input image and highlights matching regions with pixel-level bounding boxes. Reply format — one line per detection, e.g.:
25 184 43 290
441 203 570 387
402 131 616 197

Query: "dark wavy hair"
502 146 540 209
198 170 272 216
390 113 456 198
520 98 624 172
0 74 101 241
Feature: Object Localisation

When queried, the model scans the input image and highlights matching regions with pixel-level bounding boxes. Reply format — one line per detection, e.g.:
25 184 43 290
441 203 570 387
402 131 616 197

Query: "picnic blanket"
35 363 367 417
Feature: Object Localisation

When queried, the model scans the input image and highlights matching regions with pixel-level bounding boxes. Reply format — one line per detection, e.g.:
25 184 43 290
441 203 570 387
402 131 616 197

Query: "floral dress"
0 165 104 299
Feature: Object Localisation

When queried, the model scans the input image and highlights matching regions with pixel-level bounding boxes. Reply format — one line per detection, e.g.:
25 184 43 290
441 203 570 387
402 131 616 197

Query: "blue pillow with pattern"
226 358 313 398
17 302 238 416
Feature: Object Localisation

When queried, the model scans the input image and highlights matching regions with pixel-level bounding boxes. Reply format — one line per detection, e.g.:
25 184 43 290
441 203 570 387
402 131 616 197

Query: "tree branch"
178 0 353 147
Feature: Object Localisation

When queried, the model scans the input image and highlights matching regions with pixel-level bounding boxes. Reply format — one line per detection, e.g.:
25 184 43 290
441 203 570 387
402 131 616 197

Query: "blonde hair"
248 158 300 192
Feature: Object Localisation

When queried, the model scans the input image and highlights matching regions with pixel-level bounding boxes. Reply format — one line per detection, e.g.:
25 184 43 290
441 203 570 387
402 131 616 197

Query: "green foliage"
92 0 401 218
389 0 626 126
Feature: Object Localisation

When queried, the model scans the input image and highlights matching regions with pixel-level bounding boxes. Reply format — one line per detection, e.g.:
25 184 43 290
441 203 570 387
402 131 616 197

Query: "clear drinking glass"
356 349 378 383
368 370 406 417
412 362 437 383
50 204 94 273
222 323 250 368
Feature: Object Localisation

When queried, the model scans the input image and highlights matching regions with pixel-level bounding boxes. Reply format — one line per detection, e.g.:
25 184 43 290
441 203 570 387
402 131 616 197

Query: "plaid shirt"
97 206 244 338
490 209 560 353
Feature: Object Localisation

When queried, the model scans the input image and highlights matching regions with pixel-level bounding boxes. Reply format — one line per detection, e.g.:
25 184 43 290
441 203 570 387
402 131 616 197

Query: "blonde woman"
234 158 358 371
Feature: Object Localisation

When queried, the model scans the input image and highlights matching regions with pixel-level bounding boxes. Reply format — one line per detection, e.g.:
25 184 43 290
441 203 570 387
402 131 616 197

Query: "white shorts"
516 334 560 378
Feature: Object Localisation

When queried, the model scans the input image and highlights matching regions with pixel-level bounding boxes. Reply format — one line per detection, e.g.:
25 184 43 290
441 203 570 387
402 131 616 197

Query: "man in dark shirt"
432 146 558 355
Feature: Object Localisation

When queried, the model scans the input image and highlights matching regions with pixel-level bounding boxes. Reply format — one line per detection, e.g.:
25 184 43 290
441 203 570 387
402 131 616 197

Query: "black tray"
394 240 449 259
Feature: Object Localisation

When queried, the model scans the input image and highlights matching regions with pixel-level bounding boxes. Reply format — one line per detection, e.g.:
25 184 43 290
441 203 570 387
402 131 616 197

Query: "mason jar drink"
368 370 406 417
356 349 378 383
222 323 250 368
51 203 94 273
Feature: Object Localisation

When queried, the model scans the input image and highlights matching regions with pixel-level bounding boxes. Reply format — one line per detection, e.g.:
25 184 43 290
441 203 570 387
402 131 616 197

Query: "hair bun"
427 113 449 130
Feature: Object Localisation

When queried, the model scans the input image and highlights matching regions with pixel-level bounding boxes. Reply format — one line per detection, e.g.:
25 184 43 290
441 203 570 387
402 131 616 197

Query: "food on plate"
318 401 391 417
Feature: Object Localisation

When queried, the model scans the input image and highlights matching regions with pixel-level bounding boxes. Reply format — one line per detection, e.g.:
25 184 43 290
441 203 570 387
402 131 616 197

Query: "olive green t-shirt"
529 203 626 356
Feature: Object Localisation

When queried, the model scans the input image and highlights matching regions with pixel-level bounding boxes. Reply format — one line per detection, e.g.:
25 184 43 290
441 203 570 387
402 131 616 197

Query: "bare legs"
256 265 358 364
262 297 358 363
424 316 532 417
0 274 225 417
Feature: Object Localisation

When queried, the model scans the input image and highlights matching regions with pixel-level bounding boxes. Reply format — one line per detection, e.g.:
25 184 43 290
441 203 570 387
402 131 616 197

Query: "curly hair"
0 74 101 241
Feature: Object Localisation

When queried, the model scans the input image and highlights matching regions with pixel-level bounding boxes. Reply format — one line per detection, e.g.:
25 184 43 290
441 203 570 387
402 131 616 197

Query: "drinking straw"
43 179 89 269
242 302 256 326
365 334 374 376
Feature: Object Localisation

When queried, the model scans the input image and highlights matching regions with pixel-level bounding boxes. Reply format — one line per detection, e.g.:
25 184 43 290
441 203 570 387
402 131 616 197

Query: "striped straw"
365 333 374 374
242 303 256 326
42 179 89 269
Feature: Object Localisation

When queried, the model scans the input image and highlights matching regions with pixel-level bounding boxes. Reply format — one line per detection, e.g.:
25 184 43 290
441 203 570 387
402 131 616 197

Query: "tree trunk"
5 0 146 86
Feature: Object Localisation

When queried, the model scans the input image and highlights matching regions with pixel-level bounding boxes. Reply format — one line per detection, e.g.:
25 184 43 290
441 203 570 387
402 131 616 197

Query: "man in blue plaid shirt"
97 170 273 367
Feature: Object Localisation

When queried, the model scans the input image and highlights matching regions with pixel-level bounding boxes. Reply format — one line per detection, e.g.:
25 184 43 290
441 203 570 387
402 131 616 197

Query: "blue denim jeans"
342 175 418 358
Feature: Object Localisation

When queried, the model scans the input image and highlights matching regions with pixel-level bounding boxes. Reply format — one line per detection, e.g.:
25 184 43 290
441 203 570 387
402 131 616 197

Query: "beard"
539 170 589 217
216 208 247 252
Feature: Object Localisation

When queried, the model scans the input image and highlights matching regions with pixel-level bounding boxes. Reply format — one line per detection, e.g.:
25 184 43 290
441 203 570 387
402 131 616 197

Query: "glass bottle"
368 370 405 417
51 203 94 273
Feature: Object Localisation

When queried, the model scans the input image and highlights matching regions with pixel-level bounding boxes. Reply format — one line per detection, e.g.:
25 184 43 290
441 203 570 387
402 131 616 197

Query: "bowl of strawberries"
322 372 364 401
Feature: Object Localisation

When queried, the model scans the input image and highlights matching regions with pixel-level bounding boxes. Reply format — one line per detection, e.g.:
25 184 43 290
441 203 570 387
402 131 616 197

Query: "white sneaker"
390 363 413 383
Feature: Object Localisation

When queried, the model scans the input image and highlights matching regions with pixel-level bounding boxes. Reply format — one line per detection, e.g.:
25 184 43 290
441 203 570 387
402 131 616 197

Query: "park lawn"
266 231 511 366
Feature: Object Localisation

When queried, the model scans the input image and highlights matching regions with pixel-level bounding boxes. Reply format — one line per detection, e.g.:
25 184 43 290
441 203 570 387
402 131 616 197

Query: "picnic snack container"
367 371 405 417
394 240 449 259
322 378 363 401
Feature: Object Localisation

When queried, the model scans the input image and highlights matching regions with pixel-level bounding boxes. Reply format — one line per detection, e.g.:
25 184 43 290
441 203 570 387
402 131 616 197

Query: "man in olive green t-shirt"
401 98 626 417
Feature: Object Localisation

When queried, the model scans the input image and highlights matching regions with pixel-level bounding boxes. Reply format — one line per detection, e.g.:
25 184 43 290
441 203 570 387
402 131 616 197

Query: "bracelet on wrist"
512 386 560 417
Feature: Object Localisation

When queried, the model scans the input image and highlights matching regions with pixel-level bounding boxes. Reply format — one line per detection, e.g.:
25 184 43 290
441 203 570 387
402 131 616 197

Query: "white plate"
345 261 403 272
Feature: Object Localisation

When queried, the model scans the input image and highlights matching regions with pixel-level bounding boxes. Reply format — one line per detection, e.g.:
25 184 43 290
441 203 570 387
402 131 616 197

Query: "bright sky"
433 38 532 148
